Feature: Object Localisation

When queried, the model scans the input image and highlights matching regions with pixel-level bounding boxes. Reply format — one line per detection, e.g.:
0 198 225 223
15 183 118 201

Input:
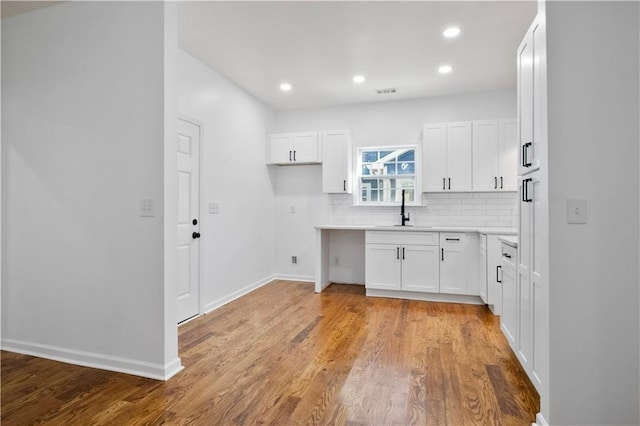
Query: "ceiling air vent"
375 87 398 95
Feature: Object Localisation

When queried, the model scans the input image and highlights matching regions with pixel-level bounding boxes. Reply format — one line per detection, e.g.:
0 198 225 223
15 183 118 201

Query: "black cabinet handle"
402 247 405 260
293 150 297 161
445 237 460 241
192 232 201 239
397 247 400 260
523 142 533 167
497 265 502 283
442 178 446 190
441 248 444 261
289 150 292 161
500 176 503 189
502 253 512 259
448 178 451 190
343 180 346 191
494 177 497 189
523 178 533 202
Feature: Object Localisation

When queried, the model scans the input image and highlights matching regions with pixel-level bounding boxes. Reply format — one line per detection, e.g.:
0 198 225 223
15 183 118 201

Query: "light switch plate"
567 198 587 224
140 199 154 217
209 203 219 214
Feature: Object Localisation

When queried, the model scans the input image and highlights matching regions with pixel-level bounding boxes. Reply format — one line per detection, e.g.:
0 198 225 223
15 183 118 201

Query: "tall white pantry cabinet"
515 12 549 421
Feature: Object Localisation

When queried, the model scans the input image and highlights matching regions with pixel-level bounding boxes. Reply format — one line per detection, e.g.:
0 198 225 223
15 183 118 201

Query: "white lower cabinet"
486 235 509 315
500 242 518 348
365 232 439 292
440 233 479 296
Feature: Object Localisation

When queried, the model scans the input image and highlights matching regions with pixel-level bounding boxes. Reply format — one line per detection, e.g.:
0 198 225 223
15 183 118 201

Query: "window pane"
385 163 396 175
362 151 378 162
398 150 415 162
379 150 394 160
398 162 414 175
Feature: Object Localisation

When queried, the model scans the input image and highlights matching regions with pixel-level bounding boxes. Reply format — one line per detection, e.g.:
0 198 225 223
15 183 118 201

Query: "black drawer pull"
445 238 460 241
441 248 444 261
442 178 446 190
502 253 512 259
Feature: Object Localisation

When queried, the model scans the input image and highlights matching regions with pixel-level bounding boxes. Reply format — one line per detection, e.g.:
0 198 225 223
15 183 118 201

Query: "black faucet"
400 189 410 226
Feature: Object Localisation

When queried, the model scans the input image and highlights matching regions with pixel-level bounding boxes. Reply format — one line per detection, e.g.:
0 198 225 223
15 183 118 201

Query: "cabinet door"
498 120 518 191
269 133 294 164
321 130 352 193
422 123 448 192
517 30 533 176
479 245 488 303
472 120 499 191
439 234 467 294
291 132 319 163
487 236 505 315
446 122 472 191
365 244 401 290
401 245 439 293
501 263 518 348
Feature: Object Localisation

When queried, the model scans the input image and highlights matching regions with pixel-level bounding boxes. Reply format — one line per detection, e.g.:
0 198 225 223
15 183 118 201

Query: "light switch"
140 199 154 217
567 198 587 224
209 203 219 214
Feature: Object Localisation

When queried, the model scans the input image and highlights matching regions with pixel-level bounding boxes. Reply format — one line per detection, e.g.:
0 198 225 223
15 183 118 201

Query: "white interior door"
177 117 200 324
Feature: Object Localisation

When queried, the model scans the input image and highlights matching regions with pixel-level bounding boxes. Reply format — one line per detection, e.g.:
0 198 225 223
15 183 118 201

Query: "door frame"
178 113 205 323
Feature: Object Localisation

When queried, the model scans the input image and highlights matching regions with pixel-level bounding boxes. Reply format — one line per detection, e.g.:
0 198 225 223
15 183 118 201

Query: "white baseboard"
271 274 315 283
366 288 484 305
204 274 278 314
1 338 183 381
533 412 548 426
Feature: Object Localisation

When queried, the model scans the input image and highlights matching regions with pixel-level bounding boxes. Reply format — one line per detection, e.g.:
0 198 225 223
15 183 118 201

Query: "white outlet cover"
566 198 587 224
140 199 154 217
209 203 219 214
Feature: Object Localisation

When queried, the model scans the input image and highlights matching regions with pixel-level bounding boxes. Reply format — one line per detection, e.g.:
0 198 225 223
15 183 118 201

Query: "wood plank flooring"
1 281 539 425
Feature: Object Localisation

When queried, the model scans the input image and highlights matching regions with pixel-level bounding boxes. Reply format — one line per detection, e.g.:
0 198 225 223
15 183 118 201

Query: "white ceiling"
178 1 537 111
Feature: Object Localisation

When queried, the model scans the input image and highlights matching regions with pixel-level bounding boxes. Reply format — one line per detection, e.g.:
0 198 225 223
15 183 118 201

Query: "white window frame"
355 144 421 206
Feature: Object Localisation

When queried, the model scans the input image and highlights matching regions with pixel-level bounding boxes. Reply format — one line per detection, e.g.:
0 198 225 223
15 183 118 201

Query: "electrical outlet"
334 257 339 266
290 205 296 214
140 199 154 217
567 198 587 224
291 255 298 265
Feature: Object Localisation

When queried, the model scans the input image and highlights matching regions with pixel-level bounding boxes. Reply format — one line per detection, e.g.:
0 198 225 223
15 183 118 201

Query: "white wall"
273 91 517 279
177 49 277 311
546 2 639 424
1 2 179 379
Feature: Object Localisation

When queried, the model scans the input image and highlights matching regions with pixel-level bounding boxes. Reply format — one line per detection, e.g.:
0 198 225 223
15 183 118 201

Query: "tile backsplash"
329 192 518 228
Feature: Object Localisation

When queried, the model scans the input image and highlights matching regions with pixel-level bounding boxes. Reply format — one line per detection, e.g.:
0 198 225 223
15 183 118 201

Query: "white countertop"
314 224 516 236
498 235 518 247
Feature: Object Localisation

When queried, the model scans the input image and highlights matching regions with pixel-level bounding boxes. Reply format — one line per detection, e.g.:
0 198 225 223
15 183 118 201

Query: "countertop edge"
314 225 517 236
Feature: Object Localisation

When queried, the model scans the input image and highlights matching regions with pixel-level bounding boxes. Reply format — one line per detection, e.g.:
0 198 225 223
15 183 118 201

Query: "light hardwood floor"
1 281 539 425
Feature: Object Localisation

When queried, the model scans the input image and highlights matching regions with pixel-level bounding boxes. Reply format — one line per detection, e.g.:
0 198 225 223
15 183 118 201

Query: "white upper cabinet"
517 18 545 175
321 130 352 193
472 119 517 191
268 131 319 165
422 121 472 192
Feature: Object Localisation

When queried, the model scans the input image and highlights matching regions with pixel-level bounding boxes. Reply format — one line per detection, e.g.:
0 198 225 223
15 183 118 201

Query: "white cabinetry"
365 231 439 293
422 122 472 192
479 234 487 303
321 130 352 193
500 242 518 347
486 235 509 315
269 132 319 165
517 18 545 176
472 120 517 191
439 233 479 295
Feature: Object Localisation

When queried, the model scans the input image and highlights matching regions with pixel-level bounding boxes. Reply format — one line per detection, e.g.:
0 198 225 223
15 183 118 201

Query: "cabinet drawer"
366 231 438 246
501 243 517 269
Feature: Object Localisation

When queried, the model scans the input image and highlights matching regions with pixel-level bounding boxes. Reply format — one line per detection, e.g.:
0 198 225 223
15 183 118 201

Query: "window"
357 146 418 205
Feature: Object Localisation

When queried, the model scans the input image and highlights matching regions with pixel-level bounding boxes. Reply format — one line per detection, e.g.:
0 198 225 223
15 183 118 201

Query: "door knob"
192 219 198 225
192 232 201 239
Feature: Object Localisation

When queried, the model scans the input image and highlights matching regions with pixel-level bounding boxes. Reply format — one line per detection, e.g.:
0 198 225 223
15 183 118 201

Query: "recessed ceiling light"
443 27 461 38
353 75 366 83
280 83 292 91
438 65 453 74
